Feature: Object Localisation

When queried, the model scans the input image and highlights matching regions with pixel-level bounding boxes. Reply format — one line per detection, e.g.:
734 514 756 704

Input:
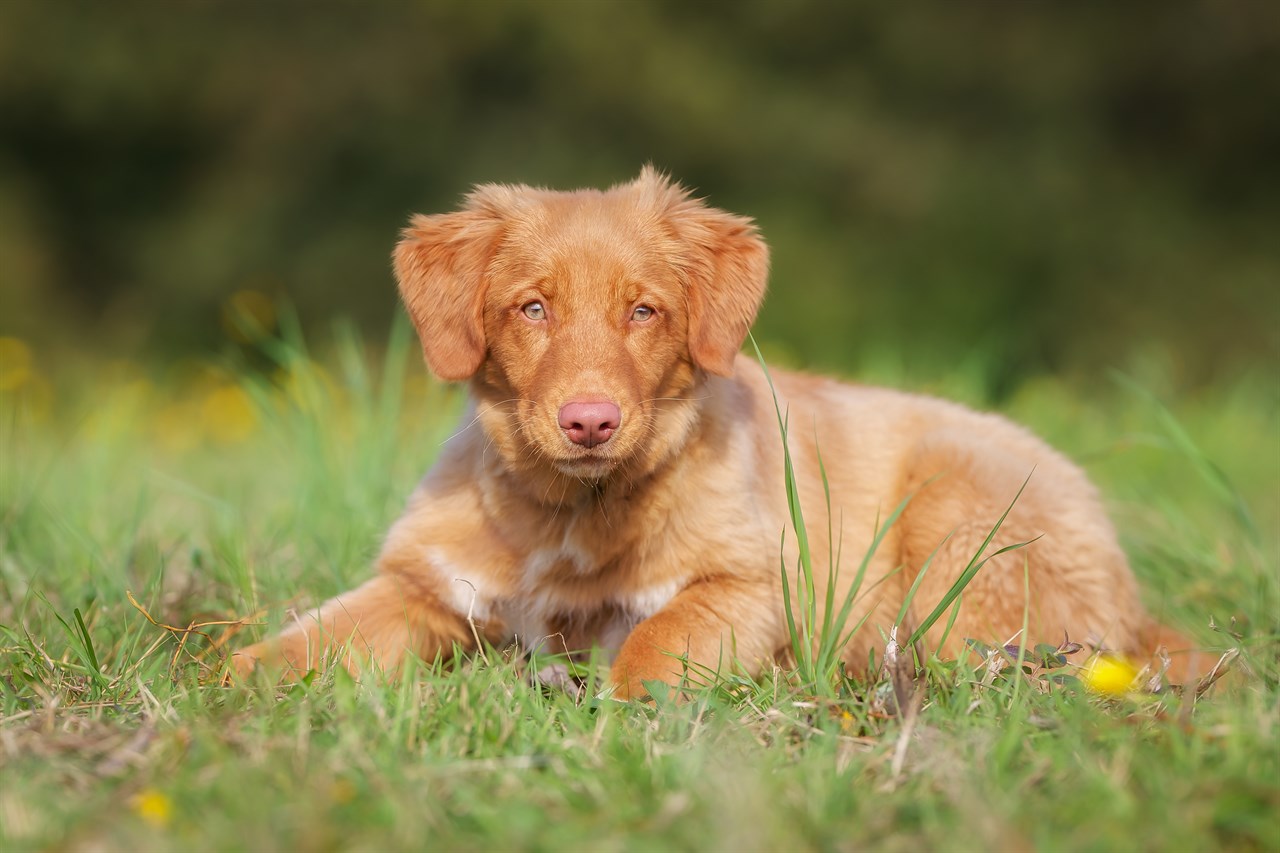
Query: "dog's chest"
496 530 680 655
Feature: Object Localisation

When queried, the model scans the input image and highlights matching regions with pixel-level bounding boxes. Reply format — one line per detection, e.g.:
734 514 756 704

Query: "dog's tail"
1137 620 1207 686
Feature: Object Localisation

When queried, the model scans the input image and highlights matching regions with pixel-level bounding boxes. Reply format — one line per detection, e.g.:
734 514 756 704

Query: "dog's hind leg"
893 430 1147 665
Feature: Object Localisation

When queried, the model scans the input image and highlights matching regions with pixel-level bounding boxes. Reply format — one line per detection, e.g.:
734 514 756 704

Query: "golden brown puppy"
234 167 1196 696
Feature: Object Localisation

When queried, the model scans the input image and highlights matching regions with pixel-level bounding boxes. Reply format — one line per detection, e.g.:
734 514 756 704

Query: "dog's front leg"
232 571 475 680
609 577 777 700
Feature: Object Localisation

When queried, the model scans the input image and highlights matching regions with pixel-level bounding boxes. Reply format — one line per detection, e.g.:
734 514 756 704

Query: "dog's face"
394 168 768 481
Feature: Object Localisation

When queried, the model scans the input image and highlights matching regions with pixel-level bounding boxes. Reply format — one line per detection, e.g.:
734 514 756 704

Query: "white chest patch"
426 543 681 659
616 580 680 621
593 580 682 655
522 528 596 581
425 546 495 622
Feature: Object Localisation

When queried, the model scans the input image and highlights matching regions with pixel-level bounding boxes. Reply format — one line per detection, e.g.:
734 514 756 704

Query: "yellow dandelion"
0 337 33 392
131 788 172 828
329 778 358 804
1083 654 1141 696
275 360 336 414
201 384 257 444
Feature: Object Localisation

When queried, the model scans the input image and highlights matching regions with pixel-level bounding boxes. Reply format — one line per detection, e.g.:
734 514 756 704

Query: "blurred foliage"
0 1 1277 395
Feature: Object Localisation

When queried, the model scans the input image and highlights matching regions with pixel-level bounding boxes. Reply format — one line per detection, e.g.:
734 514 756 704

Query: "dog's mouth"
550 444 626 479
552 458 616 479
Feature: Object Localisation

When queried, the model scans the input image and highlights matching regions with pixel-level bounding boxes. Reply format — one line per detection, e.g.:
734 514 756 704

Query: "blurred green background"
1 2 1277 397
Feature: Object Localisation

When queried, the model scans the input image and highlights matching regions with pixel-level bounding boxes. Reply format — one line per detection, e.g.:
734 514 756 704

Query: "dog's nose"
558 400 621 448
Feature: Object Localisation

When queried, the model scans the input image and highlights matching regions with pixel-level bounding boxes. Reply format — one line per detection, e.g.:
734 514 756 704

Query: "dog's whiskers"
640 395 709 404
439 397 533 447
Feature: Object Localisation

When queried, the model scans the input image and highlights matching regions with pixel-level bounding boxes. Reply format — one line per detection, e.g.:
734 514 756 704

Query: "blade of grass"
1111 371 1258 540
906 473 1038 648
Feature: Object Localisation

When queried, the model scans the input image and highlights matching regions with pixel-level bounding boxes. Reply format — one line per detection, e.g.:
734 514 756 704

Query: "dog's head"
394 167 768 482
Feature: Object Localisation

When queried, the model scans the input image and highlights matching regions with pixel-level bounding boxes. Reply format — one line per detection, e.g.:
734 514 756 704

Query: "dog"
233 167 1195 697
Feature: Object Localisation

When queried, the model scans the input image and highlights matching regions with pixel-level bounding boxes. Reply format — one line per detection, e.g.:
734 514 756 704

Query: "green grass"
1 324 1277 851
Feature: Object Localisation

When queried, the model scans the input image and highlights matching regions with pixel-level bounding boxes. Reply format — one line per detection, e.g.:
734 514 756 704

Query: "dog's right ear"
393 206 505 381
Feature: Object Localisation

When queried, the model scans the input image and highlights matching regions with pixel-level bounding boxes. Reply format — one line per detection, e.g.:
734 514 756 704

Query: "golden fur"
234 168 1195 696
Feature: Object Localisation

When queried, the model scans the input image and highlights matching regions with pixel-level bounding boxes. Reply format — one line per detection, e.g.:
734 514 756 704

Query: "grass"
1 322 1277 851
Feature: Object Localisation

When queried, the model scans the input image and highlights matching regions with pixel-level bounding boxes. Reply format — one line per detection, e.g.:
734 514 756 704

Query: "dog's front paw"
225 642 267 682
225 639 298 683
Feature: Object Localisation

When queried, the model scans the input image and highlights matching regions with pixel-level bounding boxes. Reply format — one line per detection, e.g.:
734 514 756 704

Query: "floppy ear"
665 199 770 377
392 207 505 381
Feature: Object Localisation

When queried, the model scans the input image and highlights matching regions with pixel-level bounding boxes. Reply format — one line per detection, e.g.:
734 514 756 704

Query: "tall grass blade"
1112 371 1259 541
895 532 953 628
829 498 911 660
906 473 1037 647
751 334 917 690
45 597 109 688
751 336 822 683
71 607 100 676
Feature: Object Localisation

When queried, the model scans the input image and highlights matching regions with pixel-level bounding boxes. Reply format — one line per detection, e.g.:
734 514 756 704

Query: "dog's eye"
522 301 547 321
631 305 656 323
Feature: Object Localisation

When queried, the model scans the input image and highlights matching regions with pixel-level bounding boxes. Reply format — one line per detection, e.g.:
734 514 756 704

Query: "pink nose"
558 400 621 448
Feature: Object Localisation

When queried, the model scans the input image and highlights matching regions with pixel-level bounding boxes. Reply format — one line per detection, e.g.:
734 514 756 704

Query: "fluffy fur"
234 168 1196 696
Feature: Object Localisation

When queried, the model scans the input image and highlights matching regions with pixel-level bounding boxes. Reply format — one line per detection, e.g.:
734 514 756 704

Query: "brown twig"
126 590 265 677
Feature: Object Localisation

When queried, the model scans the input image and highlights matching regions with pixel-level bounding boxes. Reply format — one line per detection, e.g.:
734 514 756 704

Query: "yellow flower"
329 778 358 804
0 338 53 421
131 788 172 827
1083 654 1140 696
274 361 336 415
201 384 257 444
0 337 33 392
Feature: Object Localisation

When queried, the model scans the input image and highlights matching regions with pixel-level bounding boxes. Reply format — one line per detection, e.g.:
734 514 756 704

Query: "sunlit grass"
1 315 1276 851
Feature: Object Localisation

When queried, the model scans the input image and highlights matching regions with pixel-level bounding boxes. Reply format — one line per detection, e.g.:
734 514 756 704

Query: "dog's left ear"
665 199 770 377
637 166 768 376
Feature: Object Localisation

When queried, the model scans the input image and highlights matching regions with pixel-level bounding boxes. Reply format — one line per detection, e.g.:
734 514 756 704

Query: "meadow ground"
1 323 1277 851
